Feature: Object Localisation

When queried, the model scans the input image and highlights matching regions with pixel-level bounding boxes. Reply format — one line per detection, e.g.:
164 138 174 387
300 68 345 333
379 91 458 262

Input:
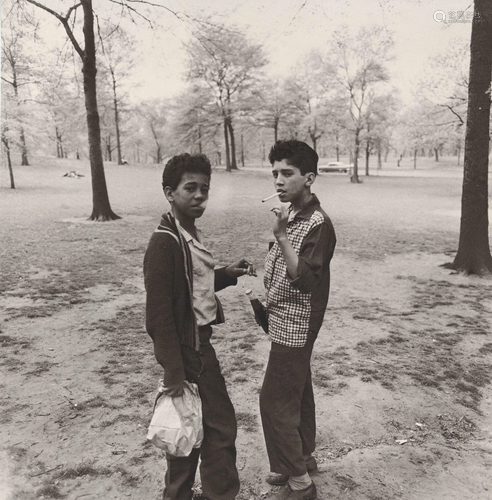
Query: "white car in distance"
318 161 353 174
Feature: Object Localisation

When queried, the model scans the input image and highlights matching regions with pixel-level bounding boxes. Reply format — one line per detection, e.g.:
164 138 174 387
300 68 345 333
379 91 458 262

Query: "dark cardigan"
143 213 237 386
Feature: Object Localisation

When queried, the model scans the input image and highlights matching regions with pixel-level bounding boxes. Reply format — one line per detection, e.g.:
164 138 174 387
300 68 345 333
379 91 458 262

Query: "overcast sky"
29 0 473 104
127 0 473 104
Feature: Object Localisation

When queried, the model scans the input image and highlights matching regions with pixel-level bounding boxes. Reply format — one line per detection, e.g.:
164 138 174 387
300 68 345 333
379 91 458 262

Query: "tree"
37 50 86 159
327 27 393 183
446 0 492 275
254 79 297 143
1 98 16 188
137 100 168 164
187 22 266 171
25 0 119 221
1 1 36 166
171 84 222 157
98 25 135 165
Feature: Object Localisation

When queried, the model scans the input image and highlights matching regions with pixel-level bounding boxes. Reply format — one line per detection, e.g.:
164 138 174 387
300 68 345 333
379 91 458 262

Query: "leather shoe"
266 457 318 486
265 482 317 500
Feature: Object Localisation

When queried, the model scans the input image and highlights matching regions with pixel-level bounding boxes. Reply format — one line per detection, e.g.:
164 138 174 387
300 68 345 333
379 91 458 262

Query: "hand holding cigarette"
262 192 281 203
271 205 289 239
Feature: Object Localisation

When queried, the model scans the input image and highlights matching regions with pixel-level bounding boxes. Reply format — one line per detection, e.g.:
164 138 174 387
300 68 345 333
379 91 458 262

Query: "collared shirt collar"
174 219 208 251
288 194 321 221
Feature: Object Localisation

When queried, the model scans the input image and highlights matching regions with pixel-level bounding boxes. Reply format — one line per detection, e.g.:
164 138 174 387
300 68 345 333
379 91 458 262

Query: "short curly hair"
162 153 212 191
268 140 318 176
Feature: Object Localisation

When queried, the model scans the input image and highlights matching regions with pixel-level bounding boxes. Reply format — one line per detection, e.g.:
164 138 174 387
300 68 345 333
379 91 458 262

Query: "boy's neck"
291 190 313 213
172 211 197 238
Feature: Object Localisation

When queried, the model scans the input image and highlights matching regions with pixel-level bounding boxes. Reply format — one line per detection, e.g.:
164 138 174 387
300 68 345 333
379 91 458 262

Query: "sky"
20 0 474 104
128 0 474 104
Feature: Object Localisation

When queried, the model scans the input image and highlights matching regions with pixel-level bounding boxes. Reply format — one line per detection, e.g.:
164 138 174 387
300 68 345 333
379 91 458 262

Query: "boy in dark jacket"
144 153 255 500
261 140 336 500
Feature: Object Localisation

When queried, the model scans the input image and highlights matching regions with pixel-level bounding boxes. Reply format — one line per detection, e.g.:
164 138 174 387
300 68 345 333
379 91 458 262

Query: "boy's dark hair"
268 140 318 176
162 153 212 191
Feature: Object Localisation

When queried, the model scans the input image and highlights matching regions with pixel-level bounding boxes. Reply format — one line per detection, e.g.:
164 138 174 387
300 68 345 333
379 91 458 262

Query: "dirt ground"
1 157 491 500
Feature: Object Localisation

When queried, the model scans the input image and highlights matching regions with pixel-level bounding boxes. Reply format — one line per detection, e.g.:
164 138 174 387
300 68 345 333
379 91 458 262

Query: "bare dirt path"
1 158 491 500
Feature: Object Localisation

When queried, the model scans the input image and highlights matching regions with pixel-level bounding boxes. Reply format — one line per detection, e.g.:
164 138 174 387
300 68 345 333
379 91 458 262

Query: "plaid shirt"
264 195 336 347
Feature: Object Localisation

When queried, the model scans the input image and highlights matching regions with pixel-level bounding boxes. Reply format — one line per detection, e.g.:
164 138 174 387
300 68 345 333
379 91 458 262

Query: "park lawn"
0 156 491 500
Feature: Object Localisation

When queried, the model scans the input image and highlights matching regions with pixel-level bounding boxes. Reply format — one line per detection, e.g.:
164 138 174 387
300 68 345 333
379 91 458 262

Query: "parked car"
319 161 352 173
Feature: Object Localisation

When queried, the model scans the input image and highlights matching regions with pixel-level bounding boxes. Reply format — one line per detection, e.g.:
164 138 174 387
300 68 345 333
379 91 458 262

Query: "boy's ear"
305 172 315 186
164 186 174 203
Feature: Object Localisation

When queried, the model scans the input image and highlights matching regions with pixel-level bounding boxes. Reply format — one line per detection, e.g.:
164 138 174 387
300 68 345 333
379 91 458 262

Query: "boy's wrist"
275 234 288 243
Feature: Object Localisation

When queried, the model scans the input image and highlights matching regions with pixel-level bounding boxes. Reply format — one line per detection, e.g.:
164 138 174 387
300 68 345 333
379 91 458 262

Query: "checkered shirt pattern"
264 208 325 347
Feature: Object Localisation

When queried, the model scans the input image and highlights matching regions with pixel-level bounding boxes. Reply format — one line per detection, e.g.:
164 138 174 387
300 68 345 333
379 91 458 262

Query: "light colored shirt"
178 225 217 326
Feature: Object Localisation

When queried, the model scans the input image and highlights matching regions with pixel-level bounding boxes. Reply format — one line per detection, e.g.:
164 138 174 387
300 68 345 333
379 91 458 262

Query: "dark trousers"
259 335 316 477
163 326 239 500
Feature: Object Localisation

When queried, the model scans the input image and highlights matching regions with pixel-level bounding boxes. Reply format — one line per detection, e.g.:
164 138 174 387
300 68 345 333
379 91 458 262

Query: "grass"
1 157 491 500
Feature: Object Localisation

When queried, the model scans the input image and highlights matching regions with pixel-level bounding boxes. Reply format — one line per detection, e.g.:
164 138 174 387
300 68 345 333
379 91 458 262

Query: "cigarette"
262 192 281 203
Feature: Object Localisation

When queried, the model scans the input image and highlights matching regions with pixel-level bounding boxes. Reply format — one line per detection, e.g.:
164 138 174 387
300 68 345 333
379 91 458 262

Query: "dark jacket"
144 212 237 386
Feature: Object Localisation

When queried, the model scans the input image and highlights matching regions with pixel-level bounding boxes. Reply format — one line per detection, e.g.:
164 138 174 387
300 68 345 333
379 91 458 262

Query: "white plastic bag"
147 380 204 456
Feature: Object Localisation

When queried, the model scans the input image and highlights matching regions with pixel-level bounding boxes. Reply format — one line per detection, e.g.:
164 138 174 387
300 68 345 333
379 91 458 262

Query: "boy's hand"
225 258 257 278
271 206 289 240
162 381 184 397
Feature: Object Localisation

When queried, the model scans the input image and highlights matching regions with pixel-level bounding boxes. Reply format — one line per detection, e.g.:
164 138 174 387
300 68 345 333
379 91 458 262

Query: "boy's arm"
144 235 186 388
272 206 299 278
288 222 336 293
214 258 255 292
214 266 238 292
276 236 299 279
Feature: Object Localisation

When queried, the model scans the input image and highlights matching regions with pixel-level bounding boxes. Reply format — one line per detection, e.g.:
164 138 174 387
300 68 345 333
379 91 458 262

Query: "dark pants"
259 334 316 477
163 326 239 500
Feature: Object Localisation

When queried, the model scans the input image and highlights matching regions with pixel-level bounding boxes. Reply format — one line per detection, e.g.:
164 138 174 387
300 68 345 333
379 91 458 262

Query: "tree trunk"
224 118 231 172
106 136 112 162
79 0 119 220
448 0 492 275
434 148 439 162
312 135 317 153
20 128 29 166
365 141 370 176
227 118 238 169
11 67 30 166
112 74 122 165
377 146 382 170
414 149 417 169
350 129 362 183
240 133 245 167
56 126 62 158
198 125 202 154
274 118 279 143
2 136 15 189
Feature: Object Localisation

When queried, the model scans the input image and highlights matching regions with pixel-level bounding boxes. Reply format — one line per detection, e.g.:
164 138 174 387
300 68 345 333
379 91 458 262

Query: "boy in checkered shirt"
261 140 336 500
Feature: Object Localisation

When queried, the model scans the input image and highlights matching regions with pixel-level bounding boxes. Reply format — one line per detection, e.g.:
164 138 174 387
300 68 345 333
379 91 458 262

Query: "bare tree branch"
25 0 84 59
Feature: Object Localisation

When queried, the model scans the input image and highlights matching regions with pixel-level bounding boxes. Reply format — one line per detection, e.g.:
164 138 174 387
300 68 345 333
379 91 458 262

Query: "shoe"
266 457 318 486
266 472 289 486
265 482 317 500
305 456 318 473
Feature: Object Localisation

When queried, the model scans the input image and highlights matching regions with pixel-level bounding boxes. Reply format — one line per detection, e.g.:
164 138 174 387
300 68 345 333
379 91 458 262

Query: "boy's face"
271 159 312 204
164 172 210 222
